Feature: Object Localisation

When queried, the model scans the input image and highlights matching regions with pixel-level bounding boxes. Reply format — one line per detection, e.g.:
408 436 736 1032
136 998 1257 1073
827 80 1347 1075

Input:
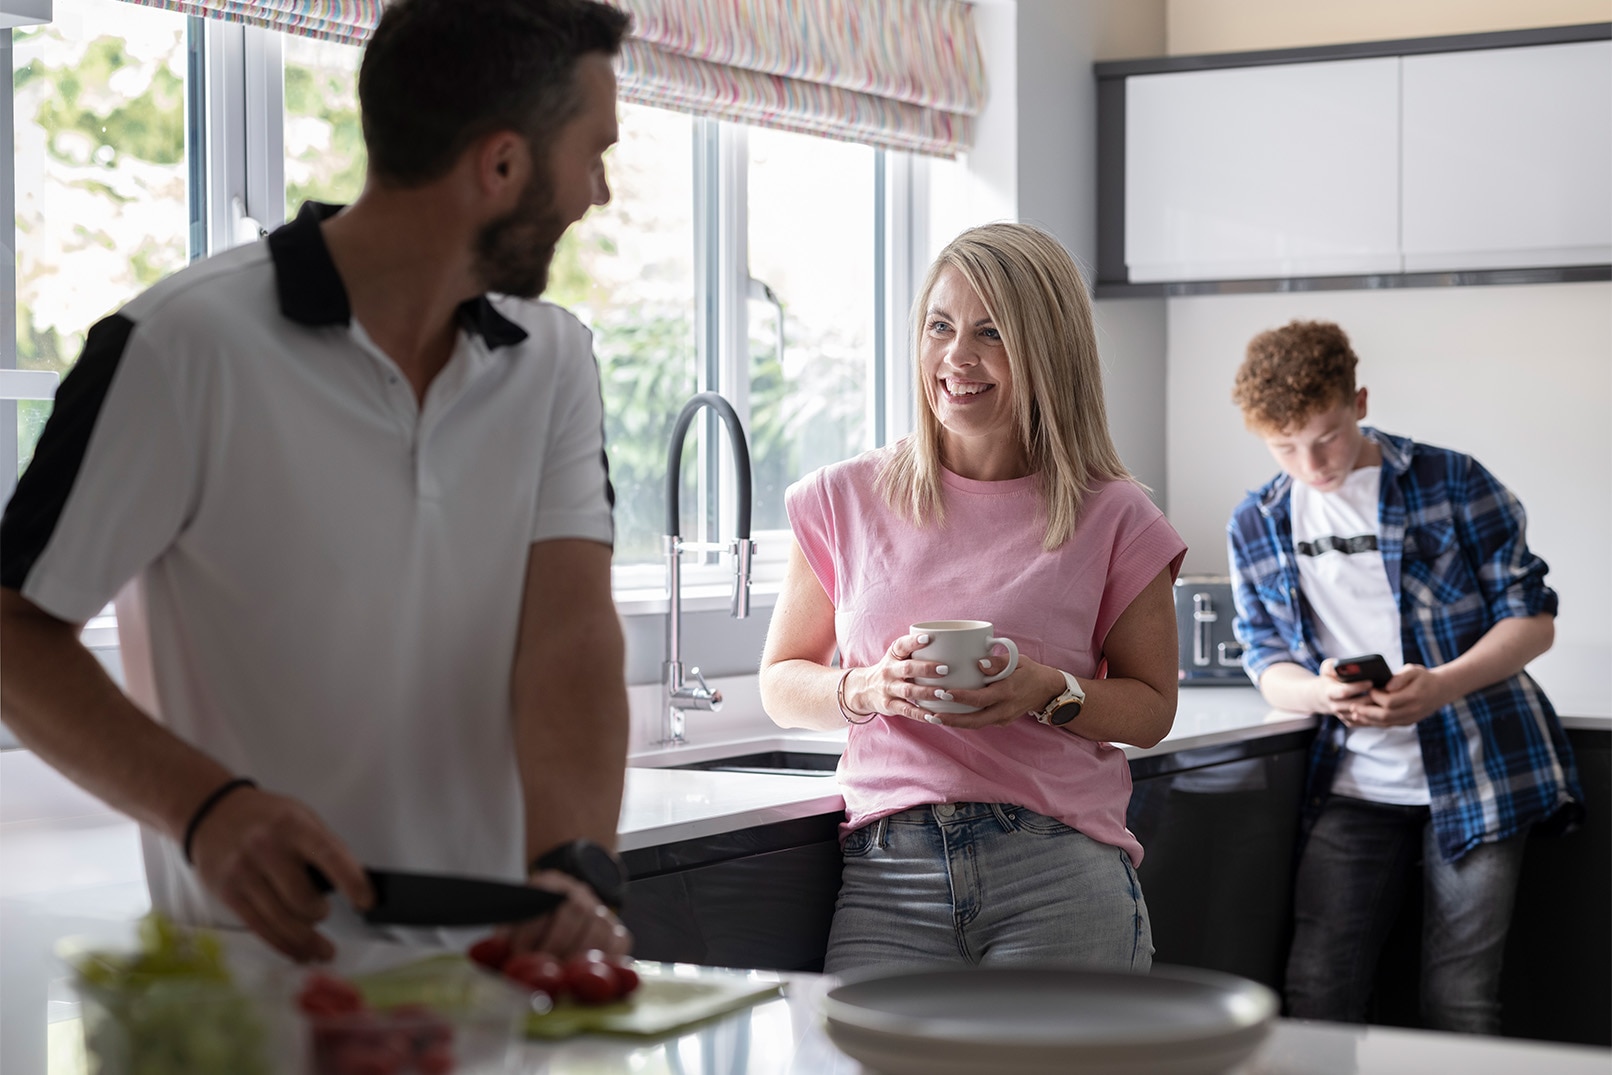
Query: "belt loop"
990 802 1015 832
874 815 890 849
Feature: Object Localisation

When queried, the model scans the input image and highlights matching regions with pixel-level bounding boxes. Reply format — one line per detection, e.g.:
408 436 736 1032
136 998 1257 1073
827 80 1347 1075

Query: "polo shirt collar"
267 201 528 350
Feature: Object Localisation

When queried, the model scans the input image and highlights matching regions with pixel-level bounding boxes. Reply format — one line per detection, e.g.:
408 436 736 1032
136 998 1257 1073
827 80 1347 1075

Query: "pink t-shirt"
786 445 1187 865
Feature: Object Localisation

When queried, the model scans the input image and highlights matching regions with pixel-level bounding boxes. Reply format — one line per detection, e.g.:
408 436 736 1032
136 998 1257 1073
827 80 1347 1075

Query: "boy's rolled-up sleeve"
1228 513 1302 685
1452 456 1557 624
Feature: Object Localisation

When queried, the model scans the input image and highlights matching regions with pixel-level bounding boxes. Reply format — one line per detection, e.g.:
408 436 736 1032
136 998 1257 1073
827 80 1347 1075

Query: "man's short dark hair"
359 0 630 186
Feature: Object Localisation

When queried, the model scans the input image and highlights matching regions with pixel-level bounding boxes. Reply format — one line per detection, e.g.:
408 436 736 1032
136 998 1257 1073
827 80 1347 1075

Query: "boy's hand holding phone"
1316 657 1378 717
1324 654 1450 727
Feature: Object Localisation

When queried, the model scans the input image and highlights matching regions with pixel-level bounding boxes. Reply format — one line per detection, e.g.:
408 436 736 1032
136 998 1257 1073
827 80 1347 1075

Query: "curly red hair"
1232 320 1359 433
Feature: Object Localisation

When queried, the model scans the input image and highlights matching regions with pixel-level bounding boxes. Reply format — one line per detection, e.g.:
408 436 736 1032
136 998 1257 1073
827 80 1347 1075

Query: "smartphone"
1334 653 1392 689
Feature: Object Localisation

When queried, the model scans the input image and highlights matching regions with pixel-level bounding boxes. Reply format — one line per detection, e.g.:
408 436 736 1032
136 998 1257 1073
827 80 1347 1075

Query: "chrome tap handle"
675 666 722 711
730 538 756 619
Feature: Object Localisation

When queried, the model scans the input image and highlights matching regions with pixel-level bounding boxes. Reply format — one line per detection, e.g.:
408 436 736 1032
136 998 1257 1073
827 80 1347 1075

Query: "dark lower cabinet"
1369 727 1611 1046
620 814 843 972
1130 723 1610 1048
1125 733 1309 991
617 726 1609 1047
1499 727 1611 1044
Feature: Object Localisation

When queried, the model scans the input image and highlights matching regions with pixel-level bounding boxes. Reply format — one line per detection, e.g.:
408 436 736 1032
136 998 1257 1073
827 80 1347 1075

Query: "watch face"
1048 700 1081 726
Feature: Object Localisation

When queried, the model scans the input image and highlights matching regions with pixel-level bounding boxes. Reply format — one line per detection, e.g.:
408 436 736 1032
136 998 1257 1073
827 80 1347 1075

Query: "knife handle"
306 864 334 894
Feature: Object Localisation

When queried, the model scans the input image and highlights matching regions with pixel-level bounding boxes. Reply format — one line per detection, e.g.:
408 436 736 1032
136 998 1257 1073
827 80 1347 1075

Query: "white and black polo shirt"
1 202 616 932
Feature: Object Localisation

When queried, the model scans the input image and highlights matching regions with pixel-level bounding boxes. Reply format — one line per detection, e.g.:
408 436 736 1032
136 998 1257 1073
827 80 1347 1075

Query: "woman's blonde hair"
876 222 1132 550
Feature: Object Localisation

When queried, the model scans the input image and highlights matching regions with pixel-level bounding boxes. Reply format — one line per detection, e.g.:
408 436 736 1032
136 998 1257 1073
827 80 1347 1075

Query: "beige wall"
1166 0 1610 55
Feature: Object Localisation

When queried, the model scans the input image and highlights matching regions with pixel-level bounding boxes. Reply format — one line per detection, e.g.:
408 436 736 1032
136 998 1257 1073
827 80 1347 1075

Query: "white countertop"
7 918 1608 1075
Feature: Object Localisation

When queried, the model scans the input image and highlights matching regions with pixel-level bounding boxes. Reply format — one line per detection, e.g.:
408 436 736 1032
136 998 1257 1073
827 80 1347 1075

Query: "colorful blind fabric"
614 0 987 158
116 1 381 45
115 0 988 157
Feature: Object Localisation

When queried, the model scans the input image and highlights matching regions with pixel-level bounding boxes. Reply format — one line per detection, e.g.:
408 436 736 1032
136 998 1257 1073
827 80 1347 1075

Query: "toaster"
1173 576 1248 685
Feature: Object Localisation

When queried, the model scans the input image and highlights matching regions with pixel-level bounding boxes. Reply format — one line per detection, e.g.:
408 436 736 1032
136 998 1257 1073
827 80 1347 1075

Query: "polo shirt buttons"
936 803 956 818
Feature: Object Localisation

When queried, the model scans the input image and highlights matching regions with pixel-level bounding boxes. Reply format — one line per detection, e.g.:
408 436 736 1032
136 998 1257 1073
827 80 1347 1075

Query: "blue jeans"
823 802 1153 975
1284 795 1529 1034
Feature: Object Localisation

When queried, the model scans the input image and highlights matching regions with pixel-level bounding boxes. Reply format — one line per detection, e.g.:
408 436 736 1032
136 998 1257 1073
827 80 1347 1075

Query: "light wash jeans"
823 802 1153 975
1284 794 1530 1034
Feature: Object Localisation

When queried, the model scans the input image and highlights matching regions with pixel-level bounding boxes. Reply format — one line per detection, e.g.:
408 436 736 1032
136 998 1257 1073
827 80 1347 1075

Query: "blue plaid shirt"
1227 427 1583 862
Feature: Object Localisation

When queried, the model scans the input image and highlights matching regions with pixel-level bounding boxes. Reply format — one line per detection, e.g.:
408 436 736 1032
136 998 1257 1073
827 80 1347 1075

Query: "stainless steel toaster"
1173 576 1248 685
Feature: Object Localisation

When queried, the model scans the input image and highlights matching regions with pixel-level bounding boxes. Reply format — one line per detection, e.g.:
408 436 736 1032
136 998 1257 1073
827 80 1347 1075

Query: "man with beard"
0 0 633 963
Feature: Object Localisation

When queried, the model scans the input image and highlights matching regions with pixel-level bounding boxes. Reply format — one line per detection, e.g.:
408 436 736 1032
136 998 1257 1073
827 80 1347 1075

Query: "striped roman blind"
115 0 988 157
614 0 987 158
116 1 381 45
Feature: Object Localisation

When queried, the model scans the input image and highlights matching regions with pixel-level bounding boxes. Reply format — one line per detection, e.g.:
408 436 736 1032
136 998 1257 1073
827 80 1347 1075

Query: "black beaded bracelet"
182 777 257 865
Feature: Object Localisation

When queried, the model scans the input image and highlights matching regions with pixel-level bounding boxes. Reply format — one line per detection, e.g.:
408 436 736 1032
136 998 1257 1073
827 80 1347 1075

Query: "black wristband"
530 838 626 911
182 777 257 865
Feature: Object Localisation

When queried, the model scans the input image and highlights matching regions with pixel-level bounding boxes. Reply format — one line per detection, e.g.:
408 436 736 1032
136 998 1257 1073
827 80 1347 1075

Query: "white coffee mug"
910 620 1020 713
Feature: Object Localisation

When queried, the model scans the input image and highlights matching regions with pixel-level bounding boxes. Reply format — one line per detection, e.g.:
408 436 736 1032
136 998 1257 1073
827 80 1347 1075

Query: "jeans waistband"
882 802 1018 831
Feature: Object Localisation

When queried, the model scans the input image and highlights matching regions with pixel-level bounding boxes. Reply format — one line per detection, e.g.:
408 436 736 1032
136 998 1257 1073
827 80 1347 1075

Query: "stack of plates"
821 965 1277 1075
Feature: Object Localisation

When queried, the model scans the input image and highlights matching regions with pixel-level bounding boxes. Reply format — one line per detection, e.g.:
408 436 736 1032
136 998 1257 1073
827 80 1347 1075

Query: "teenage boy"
1 0 634 963
1226 319 1581 1033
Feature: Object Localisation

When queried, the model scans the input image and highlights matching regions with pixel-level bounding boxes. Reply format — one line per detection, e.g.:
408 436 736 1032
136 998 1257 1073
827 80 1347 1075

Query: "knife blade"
308 866 565 927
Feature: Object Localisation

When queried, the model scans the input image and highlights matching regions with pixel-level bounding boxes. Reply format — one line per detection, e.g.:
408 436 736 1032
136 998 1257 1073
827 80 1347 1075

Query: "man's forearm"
512 605 629 861
0 589 232 841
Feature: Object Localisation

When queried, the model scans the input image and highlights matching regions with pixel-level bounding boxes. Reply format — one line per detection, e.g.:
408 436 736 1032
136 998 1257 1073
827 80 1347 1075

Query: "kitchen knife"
308 866 565 927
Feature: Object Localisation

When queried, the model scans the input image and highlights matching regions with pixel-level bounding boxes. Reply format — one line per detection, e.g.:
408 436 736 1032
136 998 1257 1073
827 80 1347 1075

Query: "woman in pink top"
760 222 1186 974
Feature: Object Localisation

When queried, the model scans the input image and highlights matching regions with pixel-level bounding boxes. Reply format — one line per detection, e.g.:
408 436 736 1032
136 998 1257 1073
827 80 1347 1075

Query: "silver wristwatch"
1034 670 1086 726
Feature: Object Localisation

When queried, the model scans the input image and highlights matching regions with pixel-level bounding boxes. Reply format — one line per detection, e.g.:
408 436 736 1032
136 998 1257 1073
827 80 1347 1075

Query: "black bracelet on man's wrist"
182 776 257 865
530 838 626 911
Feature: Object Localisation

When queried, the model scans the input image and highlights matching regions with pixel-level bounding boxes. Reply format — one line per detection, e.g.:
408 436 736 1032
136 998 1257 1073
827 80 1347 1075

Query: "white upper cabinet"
1401 40 1612 272
1125 58 1401 283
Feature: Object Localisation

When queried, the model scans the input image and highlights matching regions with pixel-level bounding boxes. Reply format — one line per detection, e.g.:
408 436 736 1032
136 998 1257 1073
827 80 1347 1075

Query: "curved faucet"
662 392 756 745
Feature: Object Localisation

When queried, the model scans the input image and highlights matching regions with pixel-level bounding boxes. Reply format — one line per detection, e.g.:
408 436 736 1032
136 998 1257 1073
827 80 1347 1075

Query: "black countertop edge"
1093 22 1610 80
622 813 842 881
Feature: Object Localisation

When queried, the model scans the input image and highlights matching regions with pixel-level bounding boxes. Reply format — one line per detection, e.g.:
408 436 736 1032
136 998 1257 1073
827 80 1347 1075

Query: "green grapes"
72 914 273 1075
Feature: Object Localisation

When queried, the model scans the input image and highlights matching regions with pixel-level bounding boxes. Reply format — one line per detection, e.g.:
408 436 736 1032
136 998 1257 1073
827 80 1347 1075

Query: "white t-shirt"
4 207 616 935
1291 467 1429 805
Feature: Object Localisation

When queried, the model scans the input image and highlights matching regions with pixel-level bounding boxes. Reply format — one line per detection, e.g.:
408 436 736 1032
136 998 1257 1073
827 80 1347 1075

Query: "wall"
1156 2 1612 713
1167 284 1612 685
1010 1 1170 501
1165 0 1611 55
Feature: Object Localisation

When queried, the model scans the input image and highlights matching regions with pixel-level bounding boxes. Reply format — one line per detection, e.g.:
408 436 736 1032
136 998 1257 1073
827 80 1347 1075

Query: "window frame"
3 15 926 609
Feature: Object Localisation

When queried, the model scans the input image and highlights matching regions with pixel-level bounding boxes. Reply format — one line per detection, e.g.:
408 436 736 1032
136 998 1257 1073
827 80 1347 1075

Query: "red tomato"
562 956 619 1005
608 958 641 998
466 936 511 970
416 1043 456 1075
298 971 365 1016
501 952 567 997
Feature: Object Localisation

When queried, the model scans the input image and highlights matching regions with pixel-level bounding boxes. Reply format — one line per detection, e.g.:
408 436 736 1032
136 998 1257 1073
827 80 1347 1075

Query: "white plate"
821 965 1277 1075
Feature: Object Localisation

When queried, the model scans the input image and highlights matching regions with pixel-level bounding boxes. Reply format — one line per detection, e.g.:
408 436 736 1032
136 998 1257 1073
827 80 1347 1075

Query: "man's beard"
473 167 568 299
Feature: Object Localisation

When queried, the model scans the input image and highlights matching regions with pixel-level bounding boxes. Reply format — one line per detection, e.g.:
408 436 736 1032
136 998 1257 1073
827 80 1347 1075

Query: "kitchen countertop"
10 919 1610 1075
4 677 1607 1072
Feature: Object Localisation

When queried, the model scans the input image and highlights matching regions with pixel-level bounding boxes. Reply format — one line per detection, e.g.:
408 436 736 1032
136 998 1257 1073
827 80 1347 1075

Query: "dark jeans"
1285 794 1529 1034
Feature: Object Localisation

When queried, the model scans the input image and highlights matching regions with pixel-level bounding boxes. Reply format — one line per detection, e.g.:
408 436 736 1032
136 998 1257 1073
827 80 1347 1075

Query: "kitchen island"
2 683 1606 1071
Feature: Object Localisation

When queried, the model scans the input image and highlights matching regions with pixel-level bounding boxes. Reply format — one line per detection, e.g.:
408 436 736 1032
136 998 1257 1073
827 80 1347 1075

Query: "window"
547 103 699 569
4 11 923 602
282 33 363 214
746 128 878 535
9 0 191 483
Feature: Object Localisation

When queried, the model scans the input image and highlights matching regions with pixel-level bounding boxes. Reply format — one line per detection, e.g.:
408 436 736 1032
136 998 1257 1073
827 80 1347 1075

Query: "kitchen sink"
665 750 840 777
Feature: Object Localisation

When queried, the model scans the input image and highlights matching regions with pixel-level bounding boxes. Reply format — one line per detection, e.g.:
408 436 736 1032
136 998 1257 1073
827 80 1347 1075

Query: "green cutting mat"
351 955 783 1041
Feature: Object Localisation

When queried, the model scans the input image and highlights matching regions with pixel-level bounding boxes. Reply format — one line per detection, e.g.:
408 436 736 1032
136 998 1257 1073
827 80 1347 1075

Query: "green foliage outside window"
13 11 189 475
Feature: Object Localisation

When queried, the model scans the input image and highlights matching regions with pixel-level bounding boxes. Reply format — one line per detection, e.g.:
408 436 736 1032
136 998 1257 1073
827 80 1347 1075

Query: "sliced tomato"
466 935 511 970
562 956 619 1005
502 951 567 997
